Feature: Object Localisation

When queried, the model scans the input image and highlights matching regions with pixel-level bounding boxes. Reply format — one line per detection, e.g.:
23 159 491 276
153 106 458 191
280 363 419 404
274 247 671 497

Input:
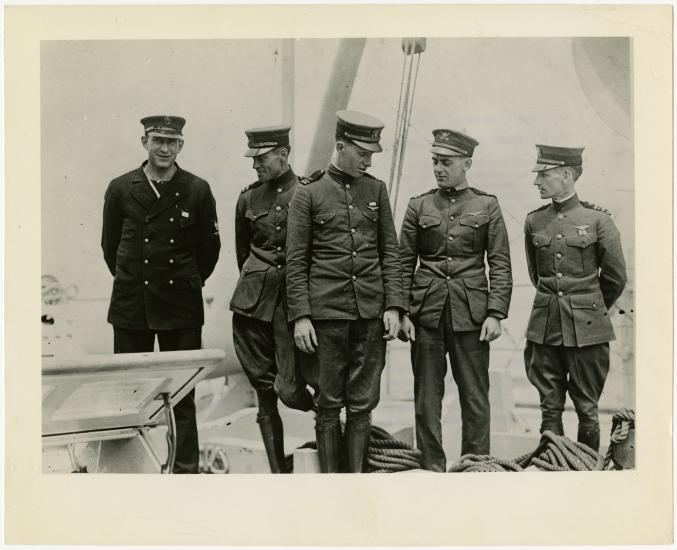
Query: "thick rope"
604 408 635 470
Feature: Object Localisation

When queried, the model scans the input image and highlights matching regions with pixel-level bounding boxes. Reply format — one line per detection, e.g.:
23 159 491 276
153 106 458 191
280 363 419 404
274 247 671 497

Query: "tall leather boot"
577 424 601 452
345 412 371 473
315 408 341 473
257 414 286 473
270 413 289 473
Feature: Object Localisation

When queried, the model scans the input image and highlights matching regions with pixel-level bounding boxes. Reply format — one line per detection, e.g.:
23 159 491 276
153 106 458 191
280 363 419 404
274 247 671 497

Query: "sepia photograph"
5 4 672 547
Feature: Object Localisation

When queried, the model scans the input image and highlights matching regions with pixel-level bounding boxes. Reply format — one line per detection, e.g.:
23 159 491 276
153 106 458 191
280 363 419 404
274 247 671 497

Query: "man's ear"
464 158 473 171
141 135 149 150
176 139 184 154
336 141 344 153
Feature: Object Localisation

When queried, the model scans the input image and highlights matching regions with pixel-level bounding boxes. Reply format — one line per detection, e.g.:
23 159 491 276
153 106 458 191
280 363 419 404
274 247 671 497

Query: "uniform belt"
419 270 485 281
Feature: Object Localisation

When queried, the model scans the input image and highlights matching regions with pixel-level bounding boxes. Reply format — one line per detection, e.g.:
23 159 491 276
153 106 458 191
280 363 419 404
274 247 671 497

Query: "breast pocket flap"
532 233 552 247
245 209 269 222
459 213 489 228
566 233 598 248
569 292 604 310
418 214 441 229
312 212 336 225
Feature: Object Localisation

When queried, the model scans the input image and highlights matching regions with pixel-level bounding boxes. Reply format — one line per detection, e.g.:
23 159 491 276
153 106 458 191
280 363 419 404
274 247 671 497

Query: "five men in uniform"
102 114 627 473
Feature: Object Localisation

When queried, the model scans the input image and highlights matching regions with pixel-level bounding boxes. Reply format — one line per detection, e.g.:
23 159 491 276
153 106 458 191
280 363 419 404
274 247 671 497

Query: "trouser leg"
411 322 447 472
113 327 155 353
157 328 202 474
448 328 491 456
524 341 567 435
272 301 315 412
565 343 610 452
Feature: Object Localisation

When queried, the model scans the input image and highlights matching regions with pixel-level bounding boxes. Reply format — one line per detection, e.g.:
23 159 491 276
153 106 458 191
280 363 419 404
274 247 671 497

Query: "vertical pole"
305 38 367 174
273 39 296 162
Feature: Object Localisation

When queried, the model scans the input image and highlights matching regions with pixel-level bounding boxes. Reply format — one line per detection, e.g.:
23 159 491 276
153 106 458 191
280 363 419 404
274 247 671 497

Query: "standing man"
101 115 221 473
399 129 512 471
230 125 316 474
286 111 403 473
524 145 627 451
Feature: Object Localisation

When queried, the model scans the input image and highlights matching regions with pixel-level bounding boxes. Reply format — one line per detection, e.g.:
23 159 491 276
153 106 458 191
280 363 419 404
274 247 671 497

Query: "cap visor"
351 140 382 153
532 163 559 172
244 146 276 157
431 145 466 156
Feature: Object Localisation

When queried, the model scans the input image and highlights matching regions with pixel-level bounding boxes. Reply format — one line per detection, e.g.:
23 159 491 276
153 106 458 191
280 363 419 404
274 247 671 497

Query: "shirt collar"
552 192 580 212
265 167 296 191
327 163 355 186
438 182 469 198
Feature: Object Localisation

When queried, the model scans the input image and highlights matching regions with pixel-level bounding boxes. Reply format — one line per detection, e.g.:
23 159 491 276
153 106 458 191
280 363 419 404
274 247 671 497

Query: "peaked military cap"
431 129 479 157
244 124 291 157
335 110 384 153
141 115 186 138
532 144 585 172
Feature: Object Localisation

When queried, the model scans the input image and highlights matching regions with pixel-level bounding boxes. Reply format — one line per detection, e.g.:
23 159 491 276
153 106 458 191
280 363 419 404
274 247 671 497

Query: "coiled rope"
448 431 605 473
604 408 635 470
366 425 422 473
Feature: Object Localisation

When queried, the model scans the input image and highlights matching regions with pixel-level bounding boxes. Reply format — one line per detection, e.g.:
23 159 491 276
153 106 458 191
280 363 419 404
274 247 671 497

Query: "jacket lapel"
129 165 157 213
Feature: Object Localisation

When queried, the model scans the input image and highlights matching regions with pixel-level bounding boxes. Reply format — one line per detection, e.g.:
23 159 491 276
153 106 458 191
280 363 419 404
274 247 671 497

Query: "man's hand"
398 315 416 342
479 315 502 342
383 308 400 341
294 316 318 354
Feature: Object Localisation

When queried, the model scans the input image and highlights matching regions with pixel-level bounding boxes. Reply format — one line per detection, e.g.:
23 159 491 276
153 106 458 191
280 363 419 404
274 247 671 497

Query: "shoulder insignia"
469 187 496 198
581 201 612 215
412 188 437 199
527 204 550 215
300 169 325 185
241 180 264 194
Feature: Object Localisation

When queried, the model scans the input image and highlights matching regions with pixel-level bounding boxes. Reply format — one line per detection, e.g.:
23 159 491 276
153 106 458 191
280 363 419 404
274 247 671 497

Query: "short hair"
569 165 583 181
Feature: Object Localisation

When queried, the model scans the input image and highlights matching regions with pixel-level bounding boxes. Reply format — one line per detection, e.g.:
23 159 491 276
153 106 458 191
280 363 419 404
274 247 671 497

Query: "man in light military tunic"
101 115 221 473
230 125 316 474
524 145 627 451
286 111 403 473
398 129 512 471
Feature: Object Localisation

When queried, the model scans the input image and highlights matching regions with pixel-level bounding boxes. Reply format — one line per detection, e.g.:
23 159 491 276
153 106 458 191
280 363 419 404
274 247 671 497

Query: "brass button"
144 259 149 264
556 253 562 259
450 216 455 221
175 192 180 197
276 226 282 231
446 276 451 281
475 223 479 228
345 184 351 190
558 291 564 297
169 259 174 264
170 217 174 222
352 251 357 257
276 246 282 251
556 233 563 239
144 280 149 285
352 275 357 281
592 303 597 310
422 224 427 228
169 238 174 244
320 221 325 224
448 236 454 241
349 205 354 210
557 273 563 279
276 188 282 193
276 206 282 212
351 228 356 234
558 214 564 220
169 280 173 285
144 238 149 243
277 265 282 270
447 257 453 262
451 199 456 203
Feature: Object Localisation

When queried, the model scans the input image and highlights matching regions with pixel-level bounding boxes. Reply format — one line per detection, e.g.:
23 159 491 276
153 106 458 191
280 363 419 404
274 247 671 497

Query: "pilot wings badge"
576 224 591 236
367 201 379 211
466 211 483 216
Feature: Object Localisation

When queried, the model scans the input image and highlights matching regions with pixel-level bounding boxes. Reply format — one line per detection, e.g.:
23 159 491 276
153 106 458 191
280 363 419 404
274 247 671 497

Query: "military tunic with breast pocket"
399 186 512 329
524 194 627 347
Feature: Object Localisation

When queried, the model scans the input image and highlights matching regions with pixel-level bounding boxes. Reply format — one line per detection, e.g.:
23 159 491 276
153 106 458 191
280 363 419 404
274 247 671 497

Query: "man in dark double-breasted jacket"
399 129 512 471
286 110 404 473
230 125 315 474
101 115 220 473
524 144 627 451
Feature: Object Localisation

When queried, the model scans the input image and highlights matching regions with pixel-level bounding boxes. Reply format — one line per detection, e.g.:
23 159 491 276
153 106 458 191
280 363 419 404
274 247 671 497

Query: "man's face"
533 167 569 200
432 153 470 189
336 141 373 177
252 148 287 182
142 135 183 170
